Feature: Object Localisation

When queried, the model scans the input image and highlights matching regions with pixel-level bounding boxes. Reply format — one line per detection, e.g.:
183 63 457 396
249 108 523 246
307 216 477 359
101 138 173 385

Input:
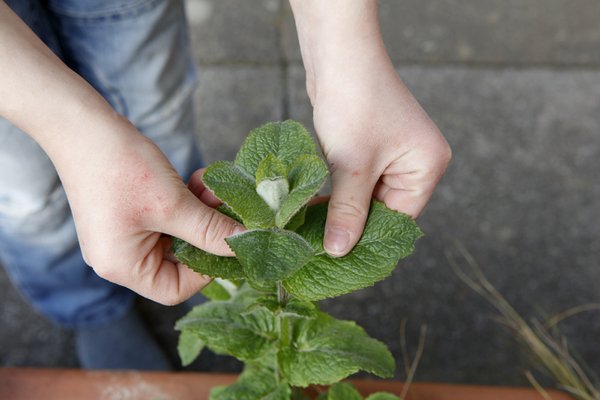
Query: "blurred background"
1 0 599 386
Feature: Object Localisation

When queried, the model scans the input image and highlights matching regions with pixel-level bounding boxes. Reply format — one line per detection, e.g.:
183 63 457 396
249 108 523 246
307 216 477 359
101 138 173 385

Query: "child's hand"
314 66 450 256
289 0 451 257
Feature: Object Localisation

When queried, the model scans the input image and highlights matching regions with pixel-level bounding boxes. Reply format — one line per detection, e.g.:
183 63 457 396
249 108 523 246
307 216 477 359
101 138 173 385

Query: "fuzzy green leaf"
226 229 314 288
218 203 243 223
172 238 245 280
202 160 275 229
276 155 328 228
278 312 395 387
201 279 237 301
210 362 291 400
235 120 317 177
284 206 307 231
177 330 205 367
365 393 401 400
176 288 276 361
255 154 290 212
256 154 288 184
326 383 363 400
282 298 316 319
283 201 423 301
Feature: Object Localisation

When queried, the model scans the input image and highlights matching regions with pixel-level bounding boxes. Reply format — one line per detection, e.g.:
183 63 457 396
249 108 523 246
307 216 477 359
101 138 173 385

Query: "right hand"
60 121 244 305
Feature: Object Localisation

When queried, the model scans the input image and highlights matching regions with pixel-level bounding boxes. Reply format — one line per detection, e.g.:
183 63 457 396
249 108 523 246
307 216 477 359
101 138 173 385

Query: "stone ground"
2 0 600 387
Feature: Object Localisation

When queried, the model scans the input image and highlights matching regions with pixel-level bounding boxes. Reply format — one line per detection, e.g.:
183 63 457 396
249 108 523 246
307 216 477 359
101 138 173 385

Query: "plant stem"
276 282 291 383
277 281 288 305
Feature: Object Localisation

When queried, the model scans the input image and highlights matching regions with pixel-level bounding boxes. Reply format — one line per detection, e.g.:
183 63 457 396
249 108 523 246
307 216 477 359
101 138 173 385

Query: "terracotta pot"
0 368 574 400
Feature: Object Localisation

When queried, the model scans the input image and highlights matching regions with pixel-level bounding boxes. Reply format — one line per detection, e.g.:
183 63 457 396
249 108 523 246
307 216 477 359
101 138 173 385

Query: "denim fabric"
0 0 202 327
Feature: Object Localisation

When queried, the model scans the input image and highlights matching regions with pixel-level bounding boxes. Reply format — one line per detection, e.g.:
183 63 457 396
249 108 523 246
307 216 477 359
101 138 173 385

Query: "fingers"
110 237 212 305
324 166 378 257
188 168 222 208
374 141 451 218
375 183 434 219
160 190 245 257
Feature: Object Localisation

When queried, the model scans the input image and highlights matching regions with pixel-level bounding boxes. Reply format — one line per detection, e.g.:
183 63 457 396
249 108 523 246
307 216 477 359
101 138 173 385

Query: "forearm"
0 2 134 170
288 0 396 102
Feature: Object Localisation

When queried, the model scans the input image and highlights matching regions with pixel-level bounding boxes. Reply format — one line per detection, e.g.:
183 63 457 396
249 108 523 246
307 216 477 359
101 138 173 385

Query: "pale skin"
0 0 450 305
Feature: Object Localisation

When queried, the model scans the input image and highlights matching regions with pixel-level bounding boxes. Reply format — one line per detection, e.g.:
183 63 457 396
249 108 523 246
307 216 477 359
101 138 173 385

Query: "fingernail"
324 227 350 256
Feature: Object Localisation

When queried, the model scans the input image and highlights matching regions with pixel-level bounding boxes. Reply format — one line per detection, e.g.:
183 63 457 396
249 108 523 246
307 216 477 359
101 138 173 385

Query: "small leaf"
284 206 307 231
256 154 290 212
201 279 236 301
202 160 275 229
177 330 205 367
226 229 314 288
172 238 245 280
281 298 316 319
365 393 401 400
278 312 395 387
326 383 363 400
257 178 289 212
210 362 291 400
235 120 317 177
256 154 288 184
284 201 423 301
276 155 328 228
176 288 276 361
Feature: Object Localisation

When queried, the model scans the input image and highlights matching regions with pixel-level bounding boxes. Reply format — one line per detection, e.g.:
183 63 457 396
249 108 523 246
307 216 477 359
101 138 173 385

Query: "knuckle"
329 200 367 220
429 135 452 170
438 140 452 166
196 210 230 248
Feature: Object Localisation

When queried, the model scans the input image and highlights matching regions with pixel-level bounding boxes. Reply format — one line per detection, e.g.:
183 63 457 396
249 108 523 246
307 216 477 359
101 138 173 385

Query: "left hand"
311 62 451 257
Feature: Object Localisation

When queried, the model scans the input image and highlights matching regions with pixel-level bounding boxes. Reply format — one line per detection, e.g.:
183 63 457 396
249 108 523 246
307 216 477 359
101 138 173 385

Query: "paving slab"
0 268 77 368
288 64 600 384
282 0 600 66
194 66 285 164
186 0 282 65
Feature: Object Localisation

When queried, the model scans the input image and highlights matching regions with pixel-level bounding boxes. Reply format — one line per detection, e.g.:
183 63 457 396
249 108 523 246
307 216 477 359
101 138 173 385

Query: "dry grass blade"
446 242 600 400
544 304 600 330
525 370 553 400
398 320 427 400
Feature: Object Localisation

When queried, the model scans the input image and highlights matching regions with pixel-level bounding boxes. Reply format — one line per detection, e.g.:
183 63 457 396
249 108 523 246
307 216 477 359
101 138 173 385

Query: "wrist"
289 0 392 103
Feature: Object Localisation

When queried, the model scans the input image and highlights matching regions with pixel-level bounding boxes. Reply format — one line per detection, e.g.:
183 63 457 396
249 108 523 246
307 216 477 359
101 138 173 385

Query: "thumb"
324 166 377 257
162 191 245 256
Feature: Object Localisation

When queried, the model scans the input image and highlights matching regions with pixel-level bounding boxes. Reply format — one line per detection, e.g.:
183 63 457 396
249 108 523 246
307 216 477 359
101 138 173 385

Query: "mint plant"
172 120 423 399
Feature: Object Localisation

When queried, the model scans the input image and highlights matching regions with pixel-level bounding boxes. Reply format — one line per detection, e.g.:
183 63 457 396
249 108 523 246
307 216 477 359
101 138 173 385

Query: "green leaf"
255 154 290 212
210 362 291 400
276 155 328 228
256 154 288 183
202 160 275 229
201 279 238 301
177 330 205 367
249 296 316 320
284 206 307 231
326 383 363 400
281 297 316 319
278 312 395 387
365 393 401 400
172 238 245 280
283 201 423 301
176 288 276 361
226 229 314 288
218 203 243 223
235 120 317 177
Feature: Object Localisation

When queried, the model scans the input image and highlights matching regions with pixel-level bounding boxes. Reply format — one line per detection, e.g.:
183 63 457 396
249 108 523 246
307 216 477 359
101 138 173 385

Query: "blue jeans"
0 0 202 327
